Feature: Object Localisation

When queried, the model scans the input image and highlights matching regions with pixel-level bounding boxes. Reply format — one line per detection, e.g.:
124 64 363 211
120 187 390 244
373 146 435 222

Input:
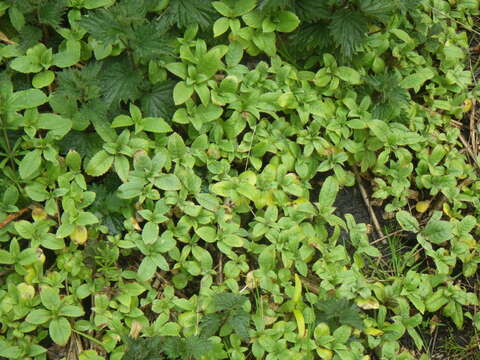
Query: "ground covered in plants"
1 0 480 359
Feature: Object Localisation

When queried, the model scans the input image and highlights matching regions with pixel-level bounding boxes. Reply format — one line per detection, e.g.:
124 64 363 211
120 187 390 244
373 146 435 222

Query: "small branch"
0 207 31 229
353 167 385 240
469 99 477 157
0 32 16 45
459 134 480 172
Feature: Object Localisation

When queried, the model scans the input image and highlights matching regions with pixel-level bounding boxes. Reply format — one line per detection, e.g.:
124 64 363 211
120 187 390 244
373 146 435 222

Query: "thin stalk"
71 328 106 349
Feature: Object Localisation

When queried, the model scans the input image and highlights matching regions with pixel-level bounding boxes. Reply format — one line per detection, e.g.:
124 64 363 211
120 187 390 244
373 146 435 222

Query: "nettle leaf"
99 56 143 107
140 80 175 119
154 174 182 191
329 8 368 57
86 150 114 177
228 310 250 339
159 0 217 29
214 293 247 311
78 8 127 45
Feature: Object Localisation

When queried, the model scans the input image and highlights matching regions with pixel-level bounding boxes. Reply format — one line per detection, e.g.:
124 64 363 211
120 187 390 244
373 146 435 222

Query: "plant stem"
72 328 106 349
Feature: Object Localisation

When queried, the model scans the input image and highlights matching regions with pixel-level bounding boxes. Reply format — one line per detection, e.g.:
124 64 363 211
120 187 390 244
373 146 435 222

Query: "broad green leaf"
40 286 61 311
25 309 51 325
137 256 157 281
49 317 71 345
19 149 42 179
276 11 300 33
195 193 220 211
196 226 217 243
114 155 130 182
368 120 389 142
173 81 193 105
0 249 14 264
213 17 229 37
422 220 453 244
400 68 435 92
32 71 55 88
166 62 187 79
37 114 72 139
318 176 339 208
84 0 115 9
154 174 182 191
336 66 361 84
142 222 159 245
143 117 172 133
396 211 420 233
14 220 35 239
58 305 84 318
85 150 114 177
53 40 81 68
258 245 276 270
10 56 42 73
9 89 48 110
168 133 187 158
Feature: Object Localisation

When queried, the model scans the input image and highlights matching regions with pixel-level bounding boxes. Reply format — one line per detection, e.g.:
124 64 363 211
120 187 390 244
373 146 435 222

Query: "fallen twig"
459 134 480 172
0 207 31 229
469 99 478 157
353 167 385 240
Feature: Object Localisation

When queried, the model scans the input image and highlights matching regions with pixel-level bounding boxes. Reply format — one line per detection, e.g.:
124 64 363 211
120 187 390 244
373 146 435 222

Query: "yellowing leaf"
316 347 333 360
364 327 384 336
293 274 302 303
293 309 305 338
464 98 473 112
415 201 430 213
70 225 88 245
356 297 380 310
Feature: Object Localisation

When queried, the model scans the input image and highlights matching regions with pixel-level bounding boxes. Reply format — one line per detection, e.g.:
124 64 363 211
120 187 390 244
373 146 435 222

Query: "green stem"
72 328 106 348
0 116 15 170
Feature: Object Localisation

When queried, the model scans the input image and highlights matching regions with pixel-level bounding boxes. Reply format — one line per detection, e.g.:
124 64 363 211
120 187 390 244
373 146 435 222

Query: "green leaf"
196 226 217 243
53 40 81 68
168 133 187 158
137 256 157 281
329 9 368 57
213 17 229 37
10 56 42 73
58 305 84 318
396 211 420 233
26 309 51 324
154 174 182 191
40 286 61 311
9 89 48 110
49 317 71 346
0 250 14 264
173 81 194 105
32 71 55 89
86 150 114 177
400 68 435 92
140 81 175 119
19 149 42 180
318 176 339 208
114 155 130 182
142 117 172 133
195 193 220 212
368 119 389 142
276 11 300 33
422 220 453 244
336 66 361 84
142 222 159 245
100 56 143 107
